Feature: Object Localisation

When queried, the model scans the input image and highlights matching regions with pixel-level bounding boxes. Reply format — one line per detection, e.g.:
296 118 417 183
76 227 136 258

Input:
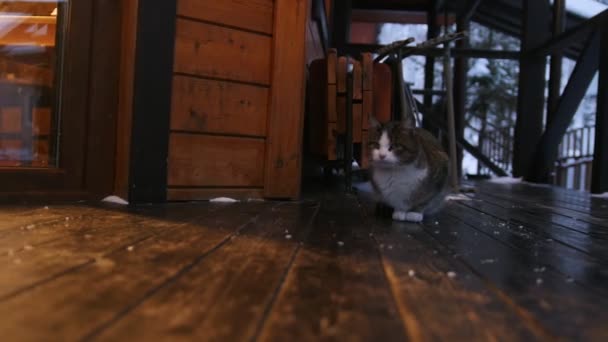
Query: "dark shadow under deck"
0 181 607 341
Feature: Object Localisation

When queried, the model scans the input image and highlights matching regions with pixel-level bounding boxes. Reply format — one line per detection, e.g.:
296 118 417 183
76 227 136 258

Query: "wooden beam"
453 17 469 178
547 0 566 128
128 0 177 203
592 25 608 194
528 32 600 183
345 44 520 59
263 0 308 199
513 0 550 177
529 10 608 56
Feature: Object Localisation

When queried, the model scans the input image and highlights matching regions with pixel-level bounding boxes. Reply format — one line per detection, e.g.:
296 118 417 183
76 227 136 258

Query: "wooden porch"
1 181 607 341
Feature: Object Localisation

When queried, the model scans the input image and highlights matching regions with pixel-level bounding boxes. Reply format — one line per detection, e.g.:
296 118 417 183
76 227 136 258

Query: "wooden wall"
167 0 309 200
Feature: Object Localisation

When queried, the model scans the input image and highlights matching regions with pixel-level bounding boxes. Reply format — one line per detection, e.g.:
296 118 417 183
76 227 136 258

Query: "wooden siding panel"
263 0 308 198
177 0 274 35
168 134 265 187
171 76 268 137
174 19 272 85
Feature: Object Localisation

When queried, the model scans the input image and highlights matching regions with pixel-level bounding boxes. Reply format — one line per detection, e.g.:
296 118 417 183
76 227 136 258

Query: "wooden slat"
258 194 407 341
373 63 392 123
353 60 362 100
92 202 318 341
425 203 608 341
353 103 362 143
361 52 373 90
171 75 268 137
0 203 270 340
263 0 308 199
307 59 327 156
177 0 274 35
114 0 139 199
371 213 541 341
327 84 337 122
362 90 372 130
336 95 346 133
327 122 337 160
173 18 272 85
361 130 369 168
168 134 265 187
327 48 337 84
167 187 263 201
337 56 347 93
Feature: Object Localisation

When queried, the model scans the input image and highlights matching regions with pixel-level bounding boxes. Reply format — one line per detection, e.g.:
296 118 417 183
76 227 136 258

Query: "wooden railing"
554 125 595 191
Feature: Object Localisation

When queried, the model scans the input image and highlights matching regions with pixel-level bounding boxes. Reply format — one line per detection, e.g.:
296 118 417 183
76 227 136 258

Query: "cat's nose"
379 153 386 160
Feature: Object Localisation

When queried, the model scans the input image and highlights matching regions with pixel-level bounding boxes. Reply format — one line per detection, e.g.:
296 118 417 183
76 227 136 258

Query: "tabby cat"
368 116 449 222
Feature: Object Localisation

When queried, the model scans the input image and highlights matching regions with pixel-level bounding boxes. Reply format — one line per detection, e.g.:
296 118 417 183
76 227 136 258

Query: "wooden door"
0 1 119 200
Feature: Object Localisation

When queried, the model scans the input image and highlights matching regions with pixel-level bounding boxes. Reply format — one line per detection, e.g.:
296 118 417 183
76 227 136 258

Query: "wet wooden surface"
1 181 608 341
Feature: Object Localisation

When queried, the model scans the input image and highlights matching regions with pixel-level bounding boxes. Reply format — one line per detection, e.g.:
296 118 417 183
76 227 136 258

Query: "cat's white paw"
405 212 424 223
392 210 407 221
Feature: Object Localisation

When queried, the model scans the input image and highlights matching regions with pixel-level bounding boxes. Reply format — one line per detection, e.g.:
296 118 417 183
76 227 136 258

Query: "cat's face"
368 119 418 166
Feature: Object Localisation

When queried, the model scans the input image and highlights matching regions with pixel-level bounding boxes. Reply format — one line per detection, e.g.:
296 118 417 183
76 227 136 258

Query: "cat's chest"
372 165 428 203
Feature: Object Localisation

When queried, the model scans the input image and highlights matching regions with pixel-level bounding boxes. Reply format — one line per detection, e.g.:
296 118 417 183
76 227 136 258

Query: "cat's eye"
368 142 379 149
388 145 394 151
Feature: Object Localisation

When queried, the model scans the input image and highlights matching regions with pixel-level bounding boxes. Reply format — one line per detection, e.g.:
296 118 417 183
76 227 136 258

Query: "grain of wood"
174 19 272 85
168 134 265 187
171 75 268 137
177 0 274 35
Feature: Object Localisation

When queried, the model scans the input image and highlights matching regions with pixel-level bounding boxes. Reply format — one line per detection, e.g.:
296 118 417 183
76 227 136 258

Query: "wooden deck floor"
1 182 607 341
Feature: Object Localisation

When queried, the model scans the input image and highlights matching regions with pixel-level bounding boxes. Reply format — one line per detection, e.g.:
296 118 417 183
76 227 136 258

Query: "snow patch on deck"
488 177 523 184
210 197 239 203
102 196 129 205
591 192 608 199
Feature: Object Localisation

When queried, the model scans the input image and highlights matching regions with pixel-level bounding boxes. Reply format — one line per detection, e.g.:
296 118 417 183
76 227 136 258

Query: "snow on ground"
591 192 608 199
488 177 523 184
551 0 608 18
102 196 128 205
445 193 472 201
210 197 239 203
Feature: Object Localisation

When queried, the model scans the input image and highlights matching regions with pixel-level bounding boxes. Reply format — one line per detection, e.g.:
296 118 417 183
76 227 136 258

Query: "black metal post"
453 17 469 178
592 23 608 194
547 0 566 128
514 0 551 178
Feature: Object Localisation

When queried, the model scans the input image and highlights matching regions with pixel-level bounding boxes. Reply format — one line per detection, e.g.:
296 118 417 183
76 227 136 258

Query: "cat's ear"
369 116 381 129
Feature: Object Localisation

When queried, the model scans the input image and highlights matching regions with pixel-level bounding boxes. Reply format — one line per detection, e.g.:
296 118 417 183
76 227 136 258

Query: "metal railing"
554 125 595 191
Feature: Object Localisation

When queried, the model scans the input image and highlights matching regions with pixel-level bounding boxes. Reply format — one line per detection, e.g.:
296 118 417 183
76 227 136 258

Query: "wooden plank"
445 202 608 295
258 194 407 341
424 204 608 341
362 90 372 130
353 60 362 100
361 130 369 168
0 210 176 299
328 122 337 160
173 18 272 85
371 213 541 341
0 203 270 341
177 0 274 35
263 0 308 199
373 63 392 123
170 75 268 137
327 84 337 122
307 59 327 156
114 0 138 199
90 202 318 341
167 187 263 201
327 48 337 84
337 56 347 93
353 103 362 143
168 134 265 187
361 52 373 90
336 95 346 133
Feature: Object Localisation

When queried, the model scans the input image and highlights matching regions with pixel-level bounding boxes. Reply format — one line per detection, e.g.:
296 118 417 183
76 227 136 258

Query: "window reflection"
0 1 65 167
